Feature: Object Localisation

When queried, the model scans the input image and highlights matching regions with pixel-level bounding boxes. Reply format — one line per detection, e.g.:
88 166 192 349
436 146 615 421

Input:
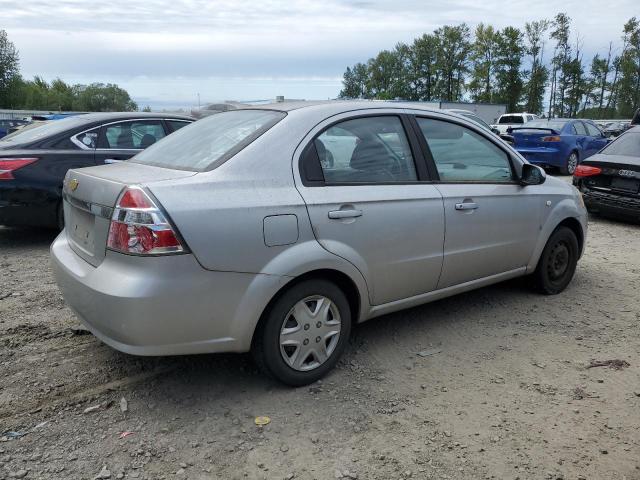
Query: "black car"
0 112 193 229
603 121 628 138
573 125 640 222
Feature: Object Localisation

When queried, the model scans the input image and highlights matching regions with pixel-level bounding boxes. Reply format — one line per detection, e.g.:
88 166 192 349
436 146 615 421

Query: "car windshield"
519 120 567 130
601 131 640 157
0 115 87 145
130 109 286 171
498 115 524 124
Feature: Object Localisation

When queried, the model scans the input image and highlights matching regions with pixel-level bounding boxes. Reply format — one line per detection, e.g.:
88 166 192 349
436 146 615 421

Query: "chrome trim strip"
63 193 113 219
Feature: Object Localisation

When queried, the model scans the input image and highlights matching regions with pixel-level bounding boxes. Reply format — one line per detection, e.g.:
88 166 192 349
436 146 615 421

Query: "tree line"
339 14 640 119
0 30 138 112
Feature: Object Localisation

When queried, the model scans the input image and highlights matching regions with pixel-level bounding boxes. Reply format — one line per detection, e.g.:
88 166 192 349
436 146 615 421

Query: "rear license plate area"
68 207 96 255
611 177 639 193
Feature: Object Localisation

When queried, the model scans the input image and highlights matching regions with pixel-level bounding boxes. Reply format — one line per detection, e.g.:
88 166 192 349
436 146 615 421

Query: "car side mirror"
520 163 546 186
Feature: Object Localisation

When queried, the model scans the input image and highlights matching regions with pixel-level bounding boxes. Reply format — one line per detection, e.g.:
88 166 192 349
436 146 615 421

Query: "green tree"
410 33 440 101
523 19 550 114
339 63 370 98
494 26 525 111
616 17 640 117
468 23 500 102
548 13 572 117
0 29 21 108
367 47 410 99
434 24 471 101
73 83 137 111
587 46 613 118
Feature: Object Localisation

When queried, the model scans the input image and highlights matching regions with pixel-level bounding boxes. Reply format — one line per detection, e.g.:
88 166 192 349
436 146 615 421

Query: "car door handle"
455 202 478 211
104 158 124 164
328 209 363 219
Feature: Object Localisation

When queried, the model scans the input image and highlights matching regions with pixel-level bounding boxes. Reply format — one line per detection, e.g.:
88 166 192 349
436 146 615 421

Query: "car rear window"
498 115 524 124
0 116 87 144
130 110 286 171
601 131 640 157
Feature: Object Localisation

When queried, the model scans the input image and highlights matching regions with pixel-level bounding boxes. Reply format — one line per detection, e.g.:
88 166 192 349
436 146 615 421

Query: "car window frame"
573 121 588 136
409 114 519 185
584 122 603 138
166 119 193 133
298 113 431 187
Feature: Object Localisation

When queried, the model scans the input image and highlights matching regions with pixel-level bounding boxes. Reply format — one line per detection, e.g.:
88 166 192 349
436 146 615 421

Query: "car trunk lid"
511 128 559 148
579 154 640 197
63 162 196 267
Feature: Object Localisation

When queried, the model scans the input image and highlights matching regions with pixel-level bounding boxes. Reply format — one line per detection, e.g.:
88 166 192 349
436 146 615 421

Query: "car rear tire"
560 151 578 175
532 226 579 295
252 279 351 386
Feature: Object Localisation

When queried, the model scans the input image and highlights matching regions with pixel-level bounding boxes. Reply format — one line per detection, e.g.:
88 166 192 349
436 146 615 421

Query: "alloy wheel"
567 153 578 175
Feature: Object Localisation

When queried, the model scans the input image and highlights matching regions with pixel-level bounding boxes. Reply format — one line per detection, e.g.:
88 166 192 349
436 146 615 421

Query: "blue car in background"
511 118 609 175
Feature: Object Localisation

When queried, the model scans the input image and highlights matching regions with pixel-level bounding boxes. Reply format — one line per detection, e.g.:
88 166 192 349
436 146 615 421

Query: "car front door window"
416 118 513 183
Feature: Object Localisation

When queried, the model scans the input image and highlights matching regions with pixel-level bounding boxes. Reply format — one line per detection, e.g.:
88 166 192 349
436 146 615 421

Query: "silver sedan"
51 101 588 386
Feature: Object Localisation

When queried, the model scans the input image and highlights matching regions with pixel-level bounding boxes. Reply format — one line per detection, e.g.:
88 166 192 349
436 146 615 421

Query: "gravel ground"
1 189 639 480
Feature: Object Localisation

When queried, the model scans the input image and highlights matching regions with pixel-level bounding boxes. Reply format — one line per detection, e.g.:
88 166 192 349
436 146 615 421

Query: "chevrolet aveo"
52 102 588 386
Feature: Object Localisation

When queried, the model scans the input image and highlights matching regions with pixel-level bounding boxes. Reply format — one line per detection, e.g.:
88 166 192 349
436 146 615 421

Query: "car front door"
413 116 541 289
295 114 445 306
94 119 167 165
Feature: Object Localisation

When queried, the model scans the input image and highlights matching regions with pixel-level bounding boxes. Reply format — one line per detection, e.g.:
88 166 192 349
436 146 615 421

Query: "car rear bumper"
582 189 640 221
0 184 59 227
51 232 290 356
515 147 564 167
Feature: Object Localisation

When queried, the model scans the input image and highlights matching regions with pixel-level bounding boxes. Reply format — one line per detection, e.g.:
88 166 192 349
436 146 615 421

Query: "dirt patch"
1 212 639 479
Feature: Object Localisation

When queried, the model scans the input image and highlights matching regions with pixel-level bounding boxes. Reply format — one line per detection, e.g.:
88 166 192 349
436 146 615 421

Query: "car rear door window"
574 122 588 136
103 120 166 149
314 116 417 184
416 118 512 183
72 129 99 149
585 123 602 137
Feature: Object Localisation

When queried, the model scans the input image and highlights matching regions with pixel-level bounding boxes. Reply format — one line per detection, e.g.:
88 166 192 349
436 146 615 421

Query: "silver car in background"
51 101 588 386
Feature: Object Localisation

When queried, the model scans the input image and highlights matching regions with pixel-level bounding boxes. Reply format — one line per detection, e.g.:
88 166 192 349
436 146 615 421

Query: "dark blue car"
511 119 609 175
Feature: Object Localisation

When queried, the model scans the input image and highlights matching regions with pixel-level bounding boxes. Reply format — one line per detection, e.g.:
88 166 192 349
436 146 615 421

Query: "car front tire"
533 226 579 295
252 279 352 386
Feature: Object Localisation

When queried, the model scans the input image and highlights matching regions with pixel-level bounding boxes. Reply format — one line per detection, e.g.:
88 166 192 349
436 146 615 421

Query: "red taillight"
0 158 38 180
574 165 602 178
107 186 185 255
542 135 561 142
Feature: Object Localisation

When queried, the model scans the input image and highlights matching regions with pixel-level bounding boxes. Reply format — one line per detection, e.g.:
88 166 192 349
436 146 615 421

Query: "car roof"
243 100 446 113
70 112 194 122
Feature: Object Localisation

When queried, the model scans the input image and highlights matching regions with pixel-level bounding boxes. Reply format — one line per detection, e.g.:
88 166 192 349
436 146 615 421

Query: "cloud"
2 0 636 103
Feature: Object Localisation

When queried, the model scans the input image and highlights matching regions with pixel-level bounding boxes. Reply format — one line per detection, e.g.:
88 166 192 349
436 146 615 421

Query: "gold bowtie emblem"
69 178 79 192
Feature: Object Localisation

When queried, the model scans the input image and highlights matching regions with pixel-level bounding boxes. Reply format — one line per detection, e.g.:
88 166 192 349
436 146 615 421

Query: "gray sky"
3 0 636 109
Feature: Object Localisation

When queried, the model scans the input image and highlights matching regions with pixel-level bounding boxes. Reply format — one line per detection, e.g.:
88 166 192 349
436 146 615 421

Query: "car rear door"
295 113 445 306
584 122 609 159
93 119 167 165
413 115 540 289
